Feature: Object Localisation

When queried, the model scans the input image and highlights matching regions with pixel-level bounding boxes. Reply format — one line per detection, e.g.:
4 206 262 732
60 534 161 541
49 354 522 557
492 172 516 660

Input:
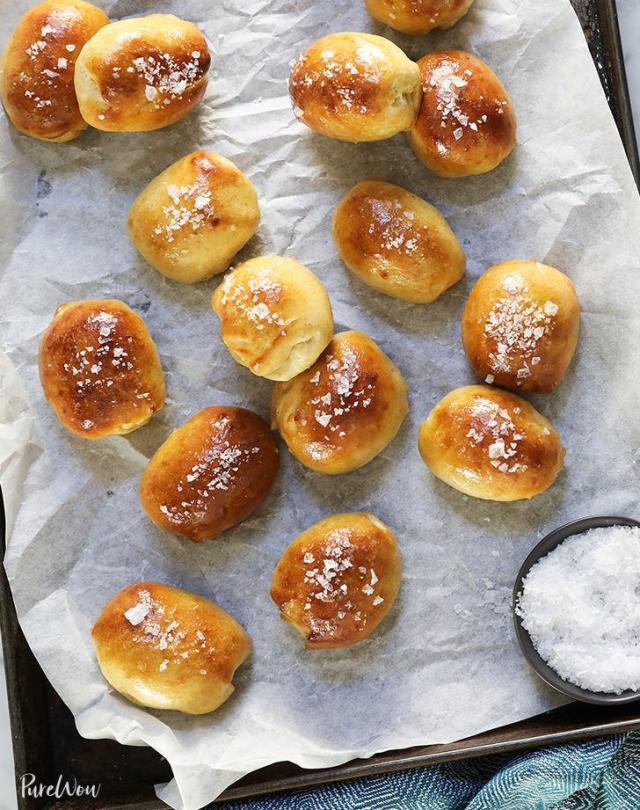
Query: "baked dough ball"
271 512 401 649
140 406 279 542
289 32 421 143
332 179 465 303
39 299 165 439
418 385 565 501
462 260 580 393
92 582 251 715
74 14 210 131
212 256 333 381
128 151 260 284
408 51 516 178
0 0 108 142
366 0 475 35
272 330 408 475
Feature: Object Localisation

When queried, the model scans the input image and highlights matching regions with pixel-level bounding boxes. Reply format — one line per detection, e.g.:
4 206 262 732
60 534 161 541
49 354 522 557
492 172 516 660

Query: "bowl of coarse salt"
513 516 640 705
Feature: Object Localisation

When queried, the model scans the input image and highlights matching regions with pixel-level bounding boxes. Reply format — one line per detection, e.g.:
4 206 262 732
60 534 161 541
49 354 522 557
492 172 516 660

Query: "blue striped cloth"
216 732 640 809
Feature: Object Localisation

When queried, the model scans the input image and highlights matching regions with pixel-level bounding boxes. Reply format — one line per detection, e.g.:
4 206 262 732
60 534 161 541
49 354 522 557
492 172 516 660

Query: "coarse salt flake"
516 525 640 694
124 602 151 626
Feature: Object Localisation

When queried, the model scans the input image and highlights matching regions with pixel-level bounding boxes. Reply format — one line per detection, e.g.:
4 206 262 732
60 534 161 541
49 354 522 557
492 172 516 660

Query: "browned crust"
38 299 165 438
127 150 260 282
272 330 408 475
461 260 580 393
271 513 401 649
288 32 420 142
92 581 251 714
408 50 516 178
332 179 466 302
418 385 565 501
0 0 109 141
75 15 210 131
140 406 280 542
366 0 475 34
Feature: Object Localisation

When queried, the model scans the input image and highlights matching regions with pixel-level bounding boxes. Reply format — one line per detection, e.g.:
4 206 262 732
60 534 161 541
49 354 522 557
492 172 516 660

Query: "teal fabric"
216 733 640 809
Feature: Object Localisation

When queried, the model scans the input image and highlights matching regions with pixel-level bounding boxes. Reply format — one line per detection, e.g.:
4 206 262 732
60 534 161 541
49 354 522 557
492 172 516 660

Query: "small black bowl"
513 515 640 705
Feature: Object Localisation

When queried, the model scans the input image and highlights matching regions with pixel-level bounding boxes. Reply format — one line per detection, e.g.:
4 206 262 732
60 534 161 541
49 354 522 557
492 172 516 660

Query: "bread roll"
271 512 401 649
212 256 333 381
289 32 421 142
332 179 465 303
74 14 209 131
418 385 565 501
92 582 251 715
0 0 108 142
38 299 165 439
462 260 580 393
128 151 259 284
140 406 279 542
408 51 516 178
366 0 475 34
272 330 408 474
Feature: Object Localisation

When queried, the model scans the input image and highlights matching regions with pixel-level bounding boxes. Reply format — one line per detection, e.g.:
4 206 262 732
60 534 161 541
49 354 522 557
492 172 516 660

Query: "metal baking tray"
1 0 638 807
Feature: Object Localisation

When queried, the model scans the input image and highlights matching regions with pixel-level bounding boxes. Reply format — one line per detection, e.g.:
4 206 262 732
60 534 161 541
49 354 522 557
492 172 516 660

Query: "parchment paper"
2 0 640 807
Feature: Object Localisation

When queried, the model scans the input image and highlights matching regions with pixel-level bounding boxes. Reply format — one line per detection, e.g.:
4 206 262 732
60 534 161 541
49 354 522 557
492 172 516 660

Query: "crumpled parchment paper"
2 0 640 807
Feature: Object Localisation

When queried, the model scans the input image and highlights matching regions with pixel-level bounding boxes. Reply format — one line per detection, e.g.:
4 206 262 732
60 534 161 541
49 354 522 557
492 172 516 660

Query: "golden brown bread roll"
272 330 408 475
271 512 401 649
332 179 465 303
462 260 580 393
38 299 165 439
289 32 421 142
128 151 260 284
140 406 279 542
92 582 251 715
418 385 565 501
366 0 475 34
408 51 516 178
211 256 333 381
0 0 108 142
74 14 210 131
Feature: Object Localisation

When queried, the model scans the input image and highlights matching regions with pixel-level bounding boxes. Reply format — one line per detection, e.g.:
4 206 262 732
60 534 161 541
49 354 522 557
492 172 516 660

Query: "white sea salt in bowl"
513 516 640 705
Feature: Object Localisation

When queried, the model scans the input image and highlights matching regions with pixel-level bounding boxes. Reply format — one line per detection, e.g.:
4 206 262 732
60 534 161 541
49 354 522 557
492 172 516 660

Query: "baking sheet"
2 0 640 808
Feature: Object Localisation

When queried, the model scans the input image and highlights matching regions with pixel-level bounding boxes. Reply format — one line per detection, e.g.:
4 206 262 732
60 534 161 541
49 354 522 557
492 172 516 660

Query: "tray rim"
85 715 640 810
1 0 639 807
165 719 640 807
598 0 640 181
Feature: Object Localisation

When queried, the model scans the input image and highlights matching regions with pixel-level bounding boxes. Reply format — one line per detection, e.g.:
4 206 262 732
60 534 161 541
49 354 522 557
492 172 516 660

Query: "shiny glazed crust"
0 0 109 141
140 406 280 542
289 32 421 142
462 260 580 393
418 385 565 501
272 330 408 475
128 150 260 283
212 255 334 381
332 179 466 302
74 14 210 131
271 512 401 648
92 581 252 714
366 0 475 35
408 50 516 178
38 299 165 438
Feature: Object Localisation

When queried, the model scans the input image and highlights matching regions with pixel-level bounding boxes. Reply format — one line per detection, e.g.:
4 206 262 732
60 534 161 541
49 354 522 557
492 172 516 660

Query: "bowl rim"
512 515 640 705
